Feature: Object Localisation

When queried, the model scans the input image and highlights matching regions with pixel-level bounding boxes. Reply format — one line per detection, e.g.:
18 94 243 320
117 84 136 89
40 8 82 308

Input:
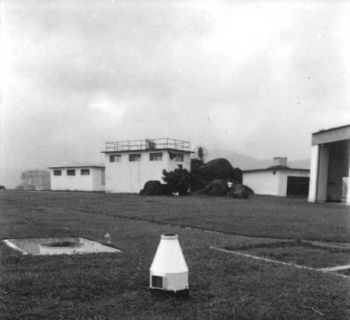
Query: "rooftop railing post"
105 138 190 152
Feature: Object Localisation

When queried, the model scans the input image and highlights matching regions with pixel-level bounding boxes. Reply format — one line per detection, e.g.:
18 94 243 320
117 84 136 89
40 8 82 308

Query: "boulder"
140 181 172 195
201 158 242 183
140 181 162 195
204 179 229 196
228 184 254 199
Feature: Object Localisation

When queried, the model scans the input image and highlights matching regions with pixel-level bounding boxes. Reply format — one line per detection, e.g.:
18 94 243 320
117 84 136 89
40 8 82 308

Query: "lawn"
0 190 349 319
232 241 350 269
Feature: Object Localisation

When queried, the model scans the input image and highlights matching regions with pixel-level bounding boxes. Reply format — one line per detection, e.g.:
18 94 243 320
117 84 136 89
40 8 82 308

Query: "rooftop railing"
104 138 191 152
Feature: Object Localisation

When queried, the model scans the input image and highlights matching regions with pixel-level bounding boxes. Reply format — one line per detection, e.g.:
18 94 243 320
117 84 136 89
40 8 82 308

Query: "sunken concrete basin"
3 237 120 255
39 240 83 255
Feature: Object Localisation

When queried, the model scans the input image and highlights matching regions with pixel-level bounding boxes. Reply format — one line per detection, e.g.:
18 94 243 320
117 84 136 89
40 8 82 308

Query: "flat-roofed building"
243 157 309 197
102 138 191 193
308 124 350 205
49 165 105 192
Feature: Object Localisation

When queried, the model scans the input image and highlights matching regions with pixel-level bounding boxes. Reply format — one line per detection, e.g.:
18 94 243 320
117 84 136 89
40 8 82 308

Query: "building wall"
105 150 191 193
243 171 280 196
50 168 104 191
309 125 350 205
91 168 105 191
243 170 309 196
308 145 319 202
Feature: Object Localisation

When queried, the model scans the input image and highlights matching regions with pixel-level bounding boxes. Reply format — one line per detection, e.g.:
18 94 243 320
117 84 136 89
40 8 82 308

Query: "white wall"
50 168 104 191
317 145 330 202
105 151 191 193
308 145 319 202
243 171 280 196
91 168 105 191
243 170 309 196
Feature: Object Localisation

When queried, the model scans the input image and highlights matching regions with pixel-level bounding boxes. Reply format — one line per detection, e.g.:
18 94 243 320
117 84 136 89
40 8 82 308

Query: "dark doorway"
287 176 309 197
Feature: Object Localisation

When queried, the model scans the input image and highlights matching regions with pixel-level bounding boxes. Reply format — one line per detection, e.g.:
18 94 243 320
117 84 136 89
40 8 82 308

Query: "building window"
169 152 184 162
53 170 61 176
150 152 163 161
110 154 121 162
129 153 141 162
81 169 90 175
67 169 75 176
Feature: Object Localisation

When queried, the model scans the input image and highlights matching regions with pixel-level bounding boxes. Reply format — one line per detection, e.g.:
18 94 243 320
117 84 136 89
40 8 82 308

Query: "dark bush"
162 168 192 196
159 183 172 196
190 159 206 191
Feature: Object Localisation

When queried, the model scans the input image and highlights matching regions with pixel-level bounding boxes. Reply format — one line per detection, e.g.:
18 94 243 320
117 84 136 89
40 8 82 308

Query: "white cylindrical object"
150 234 189 292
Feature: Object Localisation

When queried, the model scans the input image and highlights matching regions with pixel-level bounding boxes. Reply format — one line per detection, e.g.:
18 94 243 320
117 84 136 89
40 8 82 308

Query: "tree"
162 168 192 196
190 158 206 191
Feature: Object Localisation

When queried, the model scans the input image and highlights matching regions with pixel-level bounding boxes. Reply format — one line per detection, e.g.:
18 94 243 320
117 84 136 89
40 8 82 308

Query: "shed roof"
102 138 192 154
48 164 105 169
243 167 309 174
312 124 350 146
102 148 192 154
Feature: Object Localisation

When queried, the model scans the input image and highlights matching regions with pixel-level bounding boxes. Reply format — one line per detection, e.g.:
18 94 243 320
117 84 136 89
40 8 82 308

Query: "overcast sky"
1 0 349 187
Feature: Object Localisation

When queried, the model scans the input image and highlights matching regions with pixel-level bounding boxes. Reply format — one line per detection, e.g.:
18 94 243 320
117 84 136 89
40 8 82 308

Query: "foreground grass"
0 191 349 319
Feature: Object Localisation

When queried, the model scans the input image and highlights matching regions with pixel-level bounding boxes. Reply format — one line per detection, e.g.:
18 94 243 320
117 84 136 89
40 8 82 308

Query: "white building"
308 124 350 205
243 157 310 197
103 138 191 193
49 165 105 192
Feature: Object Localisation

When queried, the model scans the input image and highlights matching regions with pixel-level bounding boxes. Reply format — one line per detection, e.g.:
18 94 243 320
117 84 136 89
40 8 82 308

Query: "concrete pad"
3 237 120 255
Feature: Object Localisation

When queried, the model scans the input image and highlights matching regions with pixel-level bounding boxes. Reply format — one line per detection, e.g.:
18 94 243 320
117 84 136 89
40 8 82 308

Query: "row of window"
53 169 90 176
109 152 184 163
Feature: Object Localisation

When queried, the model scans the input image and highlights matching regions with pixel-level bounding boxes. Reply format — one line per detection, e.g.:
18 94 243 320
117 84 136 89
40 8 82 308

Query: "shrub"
162 168 192 196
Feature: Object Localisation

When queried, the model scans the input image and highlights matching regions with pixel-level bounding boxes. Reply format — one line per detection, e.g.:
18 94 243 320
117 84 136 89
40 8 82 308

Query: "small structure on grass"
3 237 120 255
49 164 105 192
102 138 191 193
150 234 189 292
242 157 309 197
18 170 50 190
308 124 350 205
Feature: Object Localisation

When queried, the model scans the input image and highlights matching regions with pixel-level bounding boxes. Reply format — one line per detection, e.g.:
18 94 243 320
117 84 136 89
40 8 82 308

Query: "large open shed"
308 124 350 205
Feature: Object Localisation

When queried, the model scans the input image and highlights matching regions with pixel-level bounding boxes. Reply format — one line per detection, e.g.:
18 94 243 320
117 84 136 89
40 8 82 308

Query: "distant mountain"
206 148 310 170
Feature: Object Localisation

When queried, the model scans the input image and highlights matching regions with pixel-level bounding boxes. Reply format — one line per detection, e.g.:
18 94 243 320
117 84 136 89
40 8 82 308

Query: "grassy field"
0 190 349 319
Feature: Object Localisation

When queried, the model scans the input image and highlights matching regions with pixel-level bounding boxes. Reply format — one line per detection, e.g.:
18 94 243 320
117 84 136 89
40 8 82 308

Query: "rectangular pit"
3 237 120 255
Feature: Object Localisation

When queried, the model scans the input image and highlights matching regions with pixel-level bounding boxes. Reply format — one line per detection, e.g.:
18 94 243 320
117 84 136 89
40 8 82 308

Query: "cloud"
1 0 349 187
89 95 126 120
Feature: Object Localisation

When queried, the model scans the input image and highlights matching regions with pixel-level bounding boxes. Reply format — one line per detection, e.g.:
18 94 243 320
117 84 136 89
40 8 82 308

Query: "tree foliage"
190 158 206 191
162 168 192 196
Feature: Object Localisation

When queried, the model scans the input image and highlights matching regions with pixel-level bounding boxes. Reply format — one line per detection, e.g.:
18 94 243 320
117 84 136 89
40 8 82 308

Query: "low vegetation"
0 191 349 319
